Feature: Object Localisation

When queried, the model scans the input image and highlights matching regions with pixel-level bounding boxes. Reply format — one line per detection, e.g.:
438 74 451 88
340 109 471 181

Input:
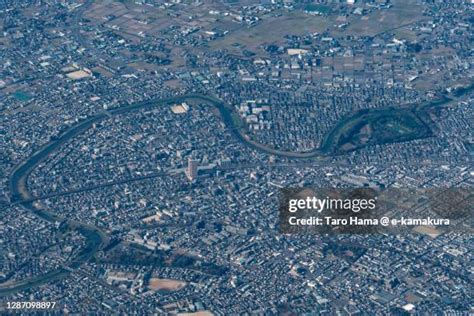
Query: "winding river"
2 88 470 296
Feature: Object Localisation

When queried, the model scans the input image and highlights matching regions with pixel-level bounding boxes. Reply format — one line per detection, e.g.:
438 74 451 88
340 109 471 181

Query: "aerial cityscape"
0 0 472 314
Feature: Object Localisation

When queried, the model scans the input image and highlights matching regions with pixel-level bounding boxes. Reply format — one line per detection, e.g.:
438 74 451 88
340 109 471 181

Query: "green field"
303 4 331 15
13 90 32 101
320 108 432 154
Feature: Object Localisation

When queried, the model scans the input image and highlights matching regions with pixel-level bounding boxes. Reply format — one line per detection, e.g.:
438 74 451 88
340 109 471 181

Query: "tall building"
186 158 199 181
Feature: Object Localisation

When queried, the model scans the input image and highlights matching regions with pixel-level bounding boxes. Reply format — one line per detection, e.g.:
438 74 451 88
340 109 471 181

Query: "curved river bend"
3 89 467 296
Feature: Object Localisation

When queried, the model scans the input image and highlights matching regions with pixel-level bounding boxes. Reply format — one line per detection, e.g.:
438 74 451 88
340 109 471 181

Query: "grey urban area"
0 0 473 314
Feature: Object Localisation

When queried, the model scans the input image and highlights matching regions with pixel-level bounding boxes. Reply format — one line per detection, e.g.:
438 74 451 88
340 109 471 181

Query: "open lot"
148 278 186 292
209 10 330 56
342 0 425 37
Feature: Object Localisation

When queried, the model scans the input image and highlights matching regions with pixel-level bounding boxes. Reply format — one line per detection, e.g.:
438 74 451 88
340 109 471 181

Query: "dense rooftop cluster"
0 0 472 314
